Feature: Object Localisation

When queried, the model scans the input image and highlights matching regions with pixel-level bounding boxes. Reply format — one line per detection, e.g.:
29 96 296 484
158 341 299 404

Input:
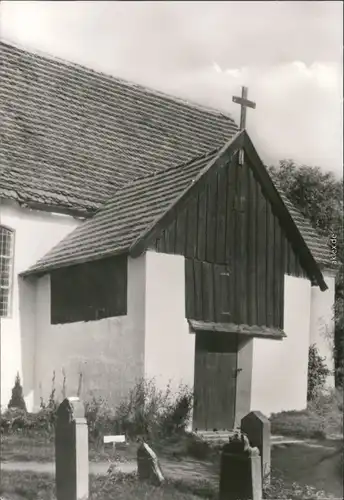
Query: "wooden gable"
148 149 311 329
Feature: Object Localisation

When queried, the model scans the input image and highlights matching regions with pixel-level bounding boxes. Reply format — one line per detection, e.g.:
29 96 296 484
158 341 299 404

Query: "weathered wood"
153 146 316 327
248 167 257 325
51 255 127 325
257 185 267 325
243 132 327 291
239 161 249 323
185 259 195 319
167 219 177 254
206 175 217 262
220 268 231 321
197 189 207 261
175 206 187 255
216 166 228 263
273 218 282 327
193 332 237 430
266 201 275 326
202 262 215 321
193 259 203 320
188 320 285 339
225 158 236 264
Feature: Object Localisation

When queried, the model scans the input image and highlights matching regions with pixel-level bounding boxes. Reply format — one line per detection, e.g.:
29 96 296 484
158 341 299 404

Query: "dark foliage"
8 373 27 411
268 160 343 387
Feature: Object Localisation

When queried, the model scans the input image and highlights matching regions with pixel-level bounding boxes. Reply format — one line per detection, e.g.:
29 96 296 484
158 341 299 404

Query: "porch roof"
188 320 286 340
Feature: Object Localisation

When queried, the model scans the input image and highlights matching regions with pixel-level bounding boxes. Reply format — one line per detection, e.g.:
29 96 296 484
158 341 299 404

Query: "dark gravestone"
241 410 271 483
219 432 262 500
137 442 164 486
55 397 89 500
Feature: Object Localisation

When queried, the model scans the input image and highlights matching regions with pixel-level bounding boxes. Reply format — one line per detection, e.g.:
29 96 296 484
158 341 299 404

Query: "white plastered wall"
33 255 146 410
250 275 312 416
0 200 80 410
144 251 195 422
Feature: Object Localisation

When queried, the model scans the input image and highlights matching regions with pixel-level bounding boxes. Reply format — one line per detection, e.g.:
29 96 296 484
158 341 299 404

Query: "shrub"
113 378 193 440
307 344 331 401
8 373 27 411
159 385 193 437
264 470 334 499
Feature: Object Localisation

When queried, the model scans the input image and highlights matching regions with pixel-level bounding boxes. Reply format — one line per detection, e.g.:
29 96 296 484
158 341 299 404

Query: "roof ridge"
0 39 236 123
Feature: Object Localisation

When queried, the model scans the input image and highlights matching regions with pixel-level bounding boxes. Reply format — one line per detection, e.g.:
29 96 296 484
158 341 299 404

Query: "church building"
0 41 336 429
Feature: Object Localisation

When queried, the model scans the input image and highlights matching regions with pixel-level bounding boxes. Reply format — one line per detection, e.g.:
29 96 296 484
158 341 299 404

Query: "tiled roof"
0 41 237 212
25 143 331 274
1 42 331 271
25 149 219 273
278 191 331 266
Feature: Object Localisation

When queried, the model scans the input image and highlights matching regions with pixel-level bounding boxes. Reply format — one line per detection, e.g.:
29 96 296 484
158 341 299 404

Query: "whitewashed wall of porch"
33 255 146 411
250 274 312 415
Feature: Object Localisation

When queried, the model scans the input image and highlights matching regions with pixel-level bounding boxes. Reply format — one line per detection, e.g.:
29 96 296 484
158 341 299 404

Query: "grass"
0 471 215 500
0 432 217 464
271 441 343 499
270 389 343 440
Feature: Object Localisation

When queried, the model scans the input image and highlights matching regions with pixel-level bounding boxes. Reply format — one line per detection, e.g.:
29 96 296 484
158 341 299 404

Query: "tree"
268 160 343 387
8 372 27 411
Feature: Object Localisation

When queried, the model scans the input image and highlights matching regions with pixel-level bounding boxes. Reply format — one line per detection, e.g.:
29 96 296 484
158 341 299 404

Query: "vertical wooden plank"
206 174 217 262
266 201 275 326
225 158 236 265
288 240 298 276
213 264 222 322
216 166 228 264
227 159 237 320
247 167 257 326
197 189 207 261
280 228 286 328
233 157 242 324
220 267 231 321
157 230 166 253
168 219 177 253
193 259 203 320
256 183 267 326
186 196 198 259
202 262 215 321
273 217 282 328
175 207 187 255
185 258 195 319
239 161 249 324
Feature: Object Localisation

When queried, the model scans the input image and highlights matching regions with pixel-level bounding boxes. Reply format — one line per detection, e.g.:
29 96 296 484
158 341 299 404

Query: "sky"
1 1 343 176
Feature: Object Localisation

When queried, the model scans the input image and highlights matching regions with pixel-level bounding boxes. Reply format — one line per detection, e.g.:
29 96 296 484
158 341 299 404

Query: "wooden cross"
232 86 256 165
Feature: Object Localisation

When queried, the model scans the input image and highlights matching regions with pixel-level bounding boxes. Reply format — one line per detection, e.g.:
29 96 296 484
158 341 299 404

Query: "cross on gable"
232 86 256 130
232 86 256 165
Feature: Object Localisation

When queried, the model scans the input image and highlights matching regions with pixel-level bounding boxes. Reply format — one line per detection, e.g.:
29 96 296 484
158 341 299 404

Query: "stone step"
193 430 235 444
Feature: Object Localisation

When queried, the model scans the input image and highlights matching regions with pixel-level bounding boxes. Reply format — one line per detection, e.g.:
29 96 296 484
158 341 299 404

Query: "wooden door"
193 331 238 431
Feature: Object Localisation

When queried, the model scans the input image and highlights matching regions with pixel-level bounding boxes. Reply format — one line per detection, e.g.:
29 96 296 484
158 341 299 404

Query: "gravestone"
55 397 89 500
219 432 262 500
241 410 271 483
137 441 164 486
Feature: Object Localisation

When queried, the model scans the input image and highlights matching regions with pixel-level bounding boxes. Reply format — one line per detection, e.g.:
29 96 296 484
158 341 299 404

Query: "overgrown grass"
1 467 339 500
270 388 343 439
0 471 214 500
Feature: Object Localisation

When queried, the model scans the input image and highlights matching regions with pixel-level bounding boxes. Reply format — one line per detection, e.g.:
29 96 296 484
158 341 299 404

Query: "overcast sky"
1 1 342 176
